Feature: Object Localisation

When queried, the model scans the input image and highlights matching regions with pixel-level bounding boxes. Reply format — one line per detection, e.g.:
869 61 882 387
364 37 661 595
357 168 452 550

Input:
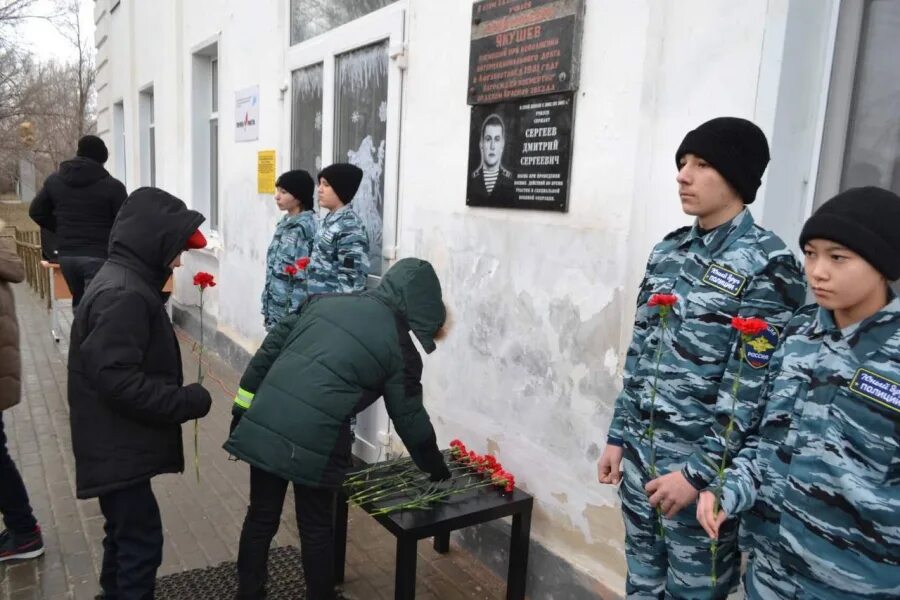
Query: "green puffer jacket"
223 257 449 488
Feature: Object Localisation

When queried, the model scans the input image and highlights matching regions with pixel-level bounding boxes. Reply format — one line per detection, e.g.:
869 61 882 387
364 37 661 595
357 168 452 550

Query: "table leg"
333 491 349 584
433 530 450 554
506 506 532 600
394 536 417 600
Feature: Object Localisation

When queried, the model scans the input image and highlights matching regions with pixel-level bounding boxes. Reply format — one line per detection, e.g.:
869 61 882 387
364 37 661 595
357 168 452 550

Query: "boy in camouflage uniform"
697 187 900 599
307 163 370 294
597 117 806 599
261 170 317 330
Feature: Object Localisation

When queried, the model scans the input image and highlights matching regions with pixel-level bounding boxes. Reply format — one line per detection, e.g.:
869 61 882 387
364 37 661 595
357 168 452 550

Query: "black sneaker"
0 526 45 562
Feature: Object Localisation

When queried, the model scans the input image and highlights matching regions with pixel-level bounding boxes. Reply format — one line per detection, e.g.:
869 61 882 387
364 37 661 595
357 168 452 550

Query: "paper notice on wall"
235 85 260 142
257 150 276 194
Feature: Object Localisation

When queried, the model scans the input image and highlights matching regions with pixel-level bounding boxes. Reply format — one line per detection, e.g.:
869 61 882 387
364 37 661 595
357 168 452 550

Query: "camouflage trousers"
743 552 796 599
620 442 740 600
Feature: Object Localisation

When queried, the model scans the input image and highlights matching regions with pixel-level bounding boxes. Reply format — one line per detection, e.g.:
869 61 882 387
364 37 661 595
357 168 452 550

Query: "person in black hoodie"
68 187 212 599
29 135 127 307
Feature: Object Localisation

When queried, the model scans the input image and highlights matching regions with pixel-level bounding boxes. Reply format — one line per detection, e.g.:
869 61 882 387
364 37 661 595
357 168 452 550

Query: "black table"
334 475 533 599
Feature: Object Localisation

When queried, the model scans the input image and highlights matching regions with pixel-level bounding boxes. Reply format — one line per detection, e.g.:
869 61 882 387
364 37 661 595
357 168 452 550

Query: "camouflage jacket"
720 298 900 599
608 209 806 488
307 205 370 294
261 211 317 329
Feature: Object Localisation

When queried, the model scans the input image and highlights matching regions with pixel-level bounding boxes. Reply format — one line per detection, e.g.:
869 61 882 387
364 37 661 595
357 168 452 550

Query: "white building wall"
92 0 838 594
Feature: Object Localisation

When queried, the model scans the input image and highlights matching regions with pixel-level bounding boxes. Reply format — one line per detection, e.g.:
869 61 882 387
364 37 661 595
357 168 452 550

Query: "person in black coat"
29 135 127 307
67 187 212 599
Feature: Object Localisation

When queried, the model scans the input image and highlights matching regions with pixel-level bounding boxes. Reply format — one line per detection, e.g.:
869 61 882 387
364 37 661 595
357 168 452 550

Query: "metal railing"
14 229 50 306
0 202 49 307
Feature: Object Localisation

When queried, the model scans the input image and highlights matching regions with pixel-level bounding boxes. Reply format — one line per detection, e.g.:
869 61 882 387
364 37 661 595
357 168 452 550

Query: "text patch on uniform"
701 264 747 297
850 368 900 414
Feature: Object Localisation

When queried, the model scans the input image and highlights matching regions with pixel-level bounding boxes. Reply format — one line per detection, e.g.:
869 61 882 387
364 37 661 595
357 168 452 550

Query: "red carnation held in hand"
193 272 216 290
731 316 769 336
648 293 677 307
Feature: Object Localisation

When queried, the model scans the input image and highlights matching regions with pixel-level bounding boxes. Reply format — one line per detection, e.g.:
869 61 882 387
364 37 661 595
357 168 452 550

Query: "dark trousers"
237 466 336 600
98 481 163 600
58 255 105 308
0 413 38 535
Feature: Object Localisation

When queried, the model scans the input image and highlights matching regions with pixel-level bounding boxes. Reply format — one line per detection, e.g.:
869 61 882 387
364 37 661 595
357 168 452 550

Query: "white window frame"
190 37 221 243
285 3 406 272
112 100 126 187
209 57 219 232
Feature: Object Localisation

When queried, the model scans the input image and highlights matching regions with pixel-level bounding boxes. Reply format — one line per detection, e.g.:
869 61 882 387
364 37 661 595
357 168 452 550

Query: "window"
838 1 900 193
334 42 389 275
291 64 323 176
287 3 404 464
139 87 156 186
210 58 219 230
817 0 900 291
191 43 219 232
290 0 398 45
817 0 900 201
112 100 126 186
288 7 403 277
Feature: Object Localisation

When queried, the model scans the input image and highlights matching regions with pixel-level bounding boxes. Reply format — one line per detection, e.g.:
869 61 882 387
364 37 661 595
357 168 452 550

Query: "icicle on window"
290 0 397 45
335 41 388 276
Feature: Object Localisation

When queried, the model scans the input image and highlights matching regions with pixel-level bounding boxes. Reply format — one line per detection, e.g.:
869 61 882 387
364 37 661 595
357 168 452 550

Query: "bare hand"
597 444 624 485
696 490 729 539
645 471 699 517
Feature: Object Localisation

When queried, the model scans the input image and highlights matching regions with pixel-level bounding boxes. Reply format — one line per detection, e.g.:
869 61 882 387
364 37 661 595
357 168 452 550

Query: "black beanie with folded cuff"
317 163 363 205
799 186 900 281
275 170 315 211
675 117 770 204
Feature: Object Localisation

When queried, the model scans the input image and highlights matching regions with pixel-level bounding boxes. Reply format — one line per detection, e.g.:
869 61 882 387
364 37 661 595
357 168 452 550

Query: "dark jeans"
98 481 163 600
58 255 105 308
0 413 38 535
237 467 336 600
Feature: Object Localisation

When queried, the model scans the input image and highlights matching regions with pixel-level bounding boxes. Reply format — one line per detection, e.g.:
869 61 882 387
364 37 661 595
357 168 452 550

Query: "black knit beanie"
317 163 363 205
799 186 900 281
76 135 109 164
675 117 770 204
275 170 314 211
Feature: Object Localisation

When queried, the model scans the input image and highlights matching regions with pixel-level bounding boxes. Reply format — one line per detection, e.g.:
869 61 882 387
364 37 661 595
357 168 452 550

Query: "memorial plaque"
468 0 585 105
466 92 573 212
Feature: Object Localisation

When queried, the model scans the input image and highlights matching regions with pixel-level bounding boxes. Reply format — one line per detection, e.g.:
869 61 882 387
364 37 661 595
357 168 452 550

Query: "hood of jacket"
58 157 111 188
367 257 445 353
107 187 204 288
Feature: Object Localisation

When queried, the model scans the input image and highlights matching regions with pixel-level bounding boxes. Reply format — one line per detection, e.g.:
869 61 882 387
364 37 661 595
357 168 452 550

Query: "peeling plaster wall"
398 0 777 593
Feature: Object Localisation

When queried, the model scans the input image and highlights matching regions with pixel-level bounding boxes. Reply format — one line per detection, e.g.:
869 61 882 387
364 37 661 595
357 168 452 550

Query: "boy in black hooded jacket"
68 187 212 599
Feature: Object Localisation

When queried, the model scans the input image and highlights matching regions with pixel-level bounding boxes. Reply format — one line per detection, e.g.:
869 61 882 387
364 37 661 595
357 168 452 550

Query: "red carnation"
296 257 311 270
648 293 677 307
193 272 216 290
731 316 769 336
284 264 298 277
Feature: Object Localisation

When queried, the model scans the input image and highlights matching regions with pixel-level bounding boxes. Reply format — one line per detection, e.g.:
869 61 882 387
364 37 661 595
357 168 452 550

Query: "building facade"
92 0 900 596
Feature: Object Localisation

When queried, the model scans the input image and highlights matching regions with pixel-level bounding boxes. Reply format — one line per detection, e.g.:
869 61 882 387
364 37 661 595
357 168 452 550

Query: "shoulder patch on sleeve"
743 324 780 369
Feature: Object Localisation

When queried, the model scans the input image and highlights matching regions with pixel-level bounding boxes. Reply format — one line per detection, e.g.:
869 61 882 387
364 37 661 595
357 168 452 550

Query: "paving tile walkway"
1 285 506 600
